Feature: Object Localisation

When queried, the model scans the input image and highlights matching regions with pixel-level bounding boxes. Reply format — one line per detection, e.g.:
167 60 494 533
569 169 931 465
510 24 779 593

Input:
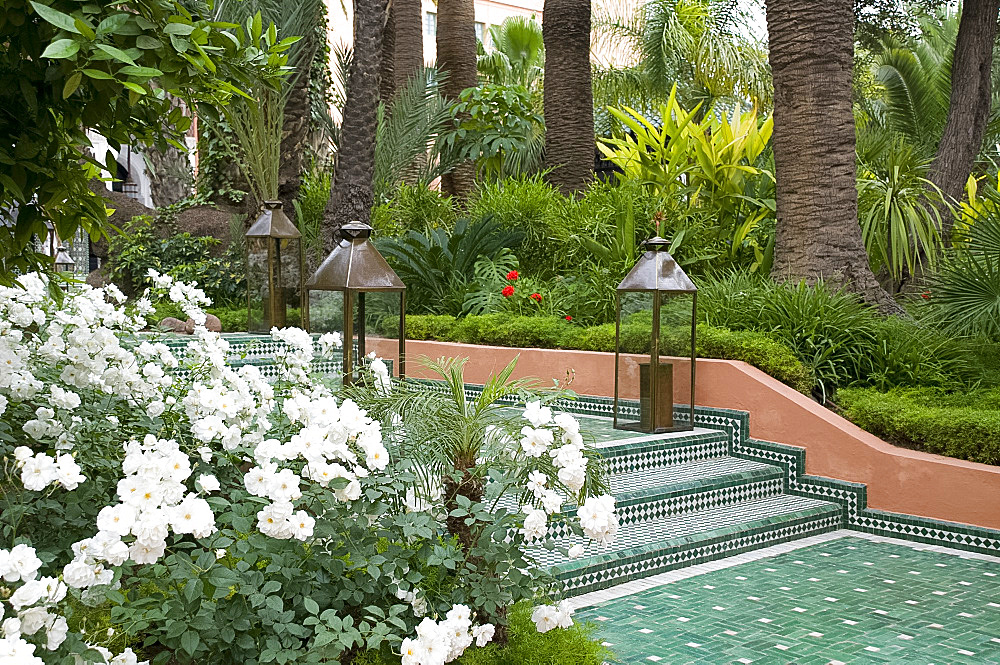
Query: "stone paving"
574 532 1000 664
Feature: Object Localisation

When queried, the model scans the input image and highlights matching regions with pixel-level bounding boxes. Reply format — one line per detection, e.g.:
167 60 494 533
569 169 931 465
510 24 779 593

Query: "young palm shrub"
857 141 946 289
925 192 1000 339
347 357 613 636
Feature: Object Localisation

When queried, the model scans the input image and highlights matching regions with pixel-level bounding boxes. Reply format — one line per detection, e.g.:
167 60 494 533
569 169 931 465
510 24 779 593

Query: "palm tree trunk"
380 0 396 104
765 0 902 315
543 0 594 195
930 0 1000 240
437 0 478 198
393 0 424 92
323 0 387 253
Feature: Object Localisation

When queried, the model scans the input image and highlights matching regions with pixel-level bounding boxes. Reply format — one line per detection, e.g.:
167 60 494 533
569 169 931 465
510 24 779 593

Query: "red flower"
530 292 542 302
565 315 573 321
506 270 519 281
502 285 515 298
921 291 931 299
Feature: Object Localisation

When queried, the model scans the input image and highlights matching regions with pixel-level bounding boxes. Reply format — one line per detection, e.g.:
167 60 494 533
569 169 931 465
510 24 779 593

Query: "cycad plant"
926 190 1000 339
377 216 523 314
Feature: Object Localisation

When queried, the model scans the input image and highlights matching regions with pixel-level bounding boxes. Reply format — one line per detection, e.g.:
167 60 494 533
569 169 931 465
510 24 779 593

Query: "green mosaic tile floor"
577 535 1000 664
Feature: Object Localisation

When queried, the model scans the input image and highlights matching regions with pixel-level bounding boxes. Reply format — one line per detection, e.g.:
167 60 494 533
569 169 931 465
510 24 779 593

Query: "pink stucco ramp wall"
372 339 1000 530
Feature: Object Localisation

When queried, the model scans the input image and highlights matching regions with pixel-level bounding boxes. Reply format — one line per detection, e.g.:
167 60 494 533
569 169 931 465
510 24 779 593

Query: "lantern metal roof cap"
305 221 405 292
617 235 697 293
54 245 74 267
246 200 301 239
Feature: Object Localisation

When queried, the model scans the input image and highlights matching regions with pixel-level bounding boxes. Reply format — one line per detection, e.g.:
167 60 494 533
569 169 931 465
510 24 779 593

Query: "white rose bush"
0 272 617 664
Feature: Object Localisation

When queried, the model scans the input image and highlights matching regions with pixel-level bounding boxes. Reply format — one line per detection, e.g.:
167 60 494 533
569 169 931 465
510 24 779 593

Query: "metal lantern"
613 236 697 433
245 201 304 332
303 221 405 385
54 245 75 273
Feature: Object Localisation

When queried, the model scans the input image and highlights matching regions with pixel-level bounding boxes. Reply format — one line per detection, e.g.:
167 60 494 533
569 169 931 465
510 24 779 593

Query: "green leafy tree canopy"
0 0 295 281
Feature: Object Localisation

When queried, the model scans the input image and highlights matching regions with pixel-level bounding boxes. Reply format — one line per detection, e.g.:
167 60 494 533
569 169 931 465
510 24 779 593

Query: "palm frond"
373 68 457 200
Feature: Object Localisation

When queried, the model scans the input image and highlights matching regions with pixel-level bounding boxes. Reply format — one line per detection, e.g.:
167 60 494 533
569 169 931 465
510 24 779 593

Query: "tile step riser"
602 439 731 476
545 477 785 541
556 513 843 597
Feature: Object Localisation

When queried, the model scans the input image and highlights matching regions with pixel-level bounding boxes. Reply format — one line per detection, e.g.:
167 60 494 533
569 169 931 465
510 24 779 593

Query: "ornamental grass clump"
0 272 615 664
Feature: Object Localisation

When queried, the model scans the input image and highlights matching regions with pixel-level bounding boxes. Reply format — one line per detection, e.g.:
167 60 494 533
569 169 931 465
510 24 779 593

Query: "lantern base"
613 421 695 435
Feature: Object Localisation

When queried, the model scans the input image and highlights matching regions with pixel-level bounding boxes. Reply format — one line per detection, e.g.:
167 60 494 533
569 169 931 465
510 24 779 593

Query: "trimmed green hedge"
404 314 814 393
836 387 1000 465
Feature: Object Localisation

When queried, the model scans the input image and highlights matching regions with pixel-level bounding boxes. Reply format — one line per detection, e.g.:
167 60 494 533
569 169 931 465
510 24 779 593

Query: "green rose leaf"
40 39 79 59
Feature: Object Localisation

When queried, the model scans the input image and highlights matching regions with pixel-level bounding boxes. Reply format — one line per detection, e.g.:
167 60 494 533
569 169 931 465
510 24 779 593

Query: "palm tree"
437 0 478 198
392 0 425 93
543 0 595 194
323 0 387 249
930 0 1000 239
477 16 545 92
592 0 771 118
765 0 902 314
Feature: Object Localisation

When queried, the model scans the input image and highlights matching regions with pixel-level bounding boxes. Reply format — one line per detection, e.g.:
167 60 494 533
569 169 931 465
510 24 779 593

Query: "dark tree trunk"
393 0 424 93
930 0 1000 240
437 0 478 198
765 0 902 315
323 0 387 253
380 0 396 104
542 0 594 195
145 142 192 207
279 61 312 212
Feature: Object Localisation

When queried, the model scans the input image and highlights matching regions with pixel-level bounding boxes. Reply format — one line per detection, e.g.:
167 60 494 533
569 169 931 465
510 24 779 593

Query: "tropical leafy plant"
442 83 545 180
857 141 945 288
925 190 1000 339
598 87 775 269
377 216 523 315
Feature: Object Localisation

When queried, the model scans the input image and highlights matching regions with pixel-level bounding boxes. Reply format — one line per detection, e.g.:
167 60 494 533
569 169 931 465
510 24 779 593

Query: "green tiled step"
597 428 730 474
542 495 842 596
545 458 785 541
609 456 782 499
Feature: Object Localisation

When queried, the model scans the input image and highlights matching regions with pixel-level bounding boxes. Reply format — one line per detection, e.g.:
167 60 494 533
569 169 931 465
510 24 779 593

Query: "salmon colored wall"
370 338 1000 530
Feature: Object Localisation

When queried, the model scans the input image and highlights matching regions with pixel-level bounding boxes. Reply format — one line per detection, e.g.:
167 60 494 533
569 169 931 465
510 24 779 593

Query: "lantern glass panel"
278 237 303 328
614 291 654 431
307 289 345 338
354 291 402 377
247 237 269 333
657 292 695 429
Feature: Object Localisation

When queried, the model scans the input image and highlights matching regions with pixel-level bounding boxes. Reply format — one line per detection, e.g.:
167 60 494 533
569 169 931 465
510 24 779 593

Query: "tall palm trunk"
323 0 387 252
930 0 1000 240
543 0 594 194
765 0 902 315
393 0 424 92
437 0 477 198
380 0 423 103
380 1 396 103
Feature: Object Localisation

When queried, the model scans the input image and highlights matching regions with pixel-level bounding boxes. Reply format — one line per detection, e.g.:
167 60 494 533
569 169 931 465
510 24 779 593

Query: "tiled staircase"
161 333 1000 596
540 427 842 597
